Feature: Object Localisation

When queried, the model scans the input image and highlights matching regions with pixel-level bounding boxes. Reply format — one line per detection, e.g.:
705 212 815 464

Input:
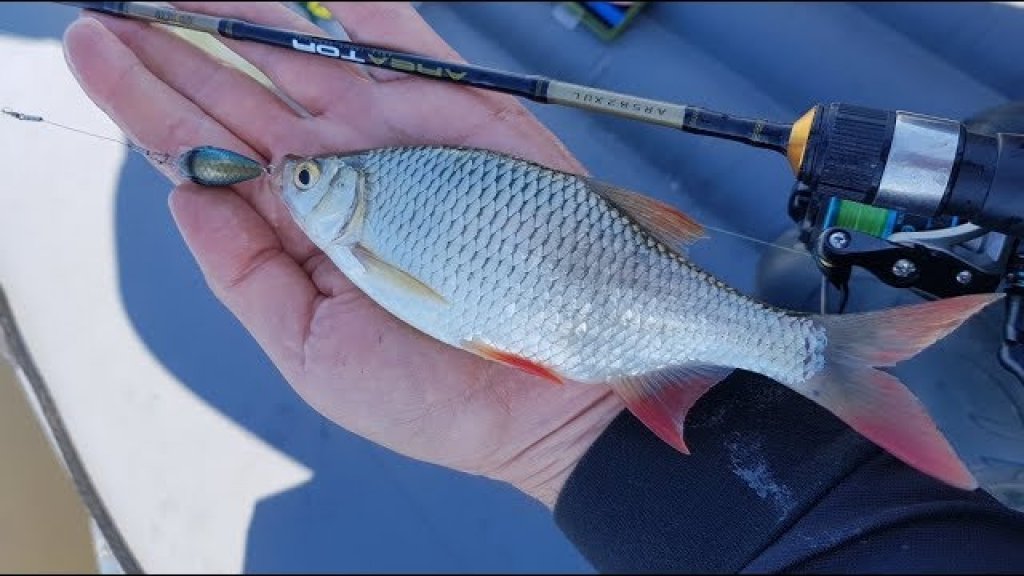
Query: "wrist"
501 390 624 509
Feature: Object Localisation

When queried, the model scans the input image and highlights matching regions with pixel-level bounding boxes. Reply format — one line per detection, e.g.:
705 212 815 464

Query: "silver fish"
278 145 998 490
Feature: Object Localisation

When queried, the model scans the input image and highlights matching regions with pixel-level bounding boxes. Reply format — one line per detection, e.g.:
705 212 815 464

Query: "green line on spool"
833 199 892 238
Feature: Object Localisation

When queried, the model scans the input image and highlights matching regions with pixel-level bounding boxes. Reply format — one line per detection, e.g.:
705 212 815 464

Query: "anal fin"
611 364 733 454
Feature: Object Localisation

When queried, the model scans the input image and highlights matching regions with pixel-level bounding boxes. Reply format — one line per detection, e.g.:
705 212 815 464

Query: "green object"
290 2 351 41
563 2 647 41
833 199 892 238
298 1 333 21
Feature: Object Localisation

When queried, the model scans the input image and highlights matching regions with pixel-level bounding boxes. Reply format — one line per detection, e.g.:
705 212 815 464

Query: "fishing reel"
786 102 1024 384
792 185 1007 305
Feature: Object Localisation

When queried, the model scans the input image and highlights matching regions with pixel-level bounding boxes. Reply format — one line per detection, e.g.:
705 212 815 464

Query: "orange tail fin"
800 293 1002 489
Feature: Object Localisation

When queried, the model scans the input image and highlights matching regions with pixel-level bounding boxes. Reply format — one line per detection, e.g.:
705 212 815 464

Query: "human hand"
63 2 624 508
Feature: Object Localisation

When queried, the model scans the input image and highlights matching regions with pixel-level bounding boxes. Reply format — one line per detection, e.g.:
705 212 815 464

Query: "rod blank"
58 1 792 153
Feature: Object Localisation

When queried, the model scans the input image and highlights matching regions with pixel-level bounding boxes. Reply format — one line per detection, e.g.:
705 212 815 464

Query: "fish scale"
278 146 999 490
354 146 801 382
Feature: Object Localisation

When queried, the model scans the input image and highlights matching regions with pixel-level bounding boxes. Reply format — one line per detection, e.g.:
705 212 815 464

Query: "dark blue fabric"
554 371 1024 573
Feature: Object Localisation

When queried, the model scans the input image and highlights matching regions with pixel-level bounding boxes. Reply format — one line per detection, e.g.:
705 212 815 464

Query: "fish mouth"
269 162 284 193
269 154 304 194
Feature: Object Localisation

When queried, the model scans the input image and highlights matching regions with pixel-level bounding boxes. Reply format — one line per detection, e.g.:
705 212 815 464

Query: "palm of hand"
64 2 622 506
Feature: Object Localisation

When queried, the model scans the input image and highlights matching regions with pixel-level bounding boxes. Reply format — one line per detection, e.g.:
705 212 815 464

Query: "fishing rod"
57 1 793 155
56 3 1022 237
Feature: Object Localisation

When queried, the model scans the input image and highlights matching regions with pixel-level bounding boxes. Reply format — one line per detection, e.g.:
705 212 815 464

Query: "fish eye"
294 161 320 190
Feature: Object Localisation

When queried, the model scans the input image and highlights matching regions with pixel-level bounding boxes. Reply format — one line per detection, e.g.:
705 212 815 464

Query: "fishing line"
701 223 807 256
820 276 828 315
5 106 805 255
3 106 172 164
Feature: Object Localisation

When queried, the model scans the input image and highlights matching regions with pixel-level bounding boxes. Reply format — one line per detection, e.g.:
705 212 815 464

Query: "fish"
276 145 1000 490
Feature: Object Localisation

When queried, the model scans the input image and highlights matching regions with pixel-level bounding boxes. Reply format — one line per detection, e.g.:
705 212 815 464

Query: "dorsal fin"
585 177 706 252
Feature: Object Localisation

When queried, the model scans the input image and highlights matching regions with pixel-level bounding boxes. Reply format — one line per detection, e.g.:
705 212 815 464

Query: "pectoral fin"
351 243 447 305
611 364 733 454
